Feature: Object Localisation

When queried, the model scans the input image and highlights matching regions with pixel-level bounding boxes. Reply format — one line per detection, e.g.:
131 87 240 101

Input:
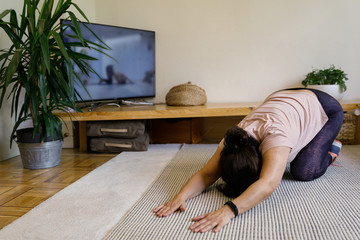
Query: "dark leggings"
289 89 344 181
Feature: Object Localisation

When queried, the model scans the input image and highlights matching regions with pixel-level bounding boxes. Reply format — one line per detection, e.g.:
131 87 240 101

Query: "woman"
103 65 134 84
153 89 344 233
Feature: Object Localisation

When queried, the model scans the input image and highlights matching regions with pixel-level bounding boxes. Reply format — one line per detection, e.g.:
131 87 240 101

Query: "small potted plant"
301 65 348 101
0 0 107 169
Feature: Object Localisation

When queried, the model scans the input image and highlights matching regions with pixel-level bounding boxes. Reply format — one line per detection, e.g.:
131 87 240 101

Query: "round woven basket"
166 82 207 106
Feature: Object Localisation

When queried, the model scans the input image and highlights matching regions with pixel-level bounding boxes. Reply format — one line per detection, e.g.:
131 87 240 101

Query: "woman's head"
219 126 262 198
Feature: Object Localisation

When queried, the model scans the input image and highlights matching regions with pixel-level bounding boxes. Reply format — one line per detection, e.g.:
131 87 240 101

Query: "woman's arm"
190 146 290 233
153 141 224 217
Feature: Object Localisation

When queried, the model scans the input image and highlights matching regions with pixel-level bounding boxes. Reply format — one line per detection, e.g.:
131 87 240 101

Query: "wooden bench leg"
355 116 360 144
79 121 87 152
191 118 203 144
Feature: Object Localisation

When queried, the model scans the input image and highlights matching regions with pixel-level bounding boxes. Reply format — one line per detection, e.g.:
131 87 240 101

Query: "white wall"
1 0 359 160
90 0 360 103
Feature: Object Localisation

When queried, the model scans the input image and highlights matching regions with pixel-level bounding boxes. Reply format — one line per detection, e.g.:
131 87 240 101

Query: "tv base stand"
87 100 154 112
87 102 121 112
120 100 155 106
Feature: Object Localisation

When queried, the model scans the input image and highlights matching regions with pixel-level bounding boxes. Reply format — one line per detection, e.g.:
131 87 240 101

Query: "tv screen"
61 20 155 102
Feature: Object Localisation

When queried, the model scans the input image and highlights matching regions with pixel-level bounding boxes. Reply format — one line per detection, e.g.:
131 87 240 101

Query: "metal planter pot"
17 140 63 169
16 128 63 169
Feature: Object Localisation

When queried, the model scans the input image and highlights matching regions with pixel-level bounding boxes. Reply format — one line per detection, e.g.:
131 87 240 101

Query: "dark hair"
219 126 263 198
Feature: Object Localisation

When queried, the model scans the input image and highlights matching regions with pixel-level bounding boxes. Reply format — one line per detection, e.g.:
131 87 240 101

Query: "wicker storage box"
166 82 207 106
336 113 357 145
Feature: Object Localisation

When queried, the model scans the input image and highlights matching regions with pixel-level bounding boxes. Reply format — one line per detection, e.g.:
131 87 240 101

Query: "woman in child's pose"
154 89 343 233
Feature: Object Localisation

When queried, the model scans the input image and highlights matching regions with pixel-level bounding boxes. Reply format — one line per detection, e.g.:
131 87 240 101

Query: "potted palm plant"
301 65 348 101
0 0 107 169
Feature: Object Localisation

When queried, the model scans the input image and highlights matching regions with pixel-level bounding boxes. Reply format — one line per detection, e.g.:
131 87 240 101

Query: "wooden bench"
57 102 360 151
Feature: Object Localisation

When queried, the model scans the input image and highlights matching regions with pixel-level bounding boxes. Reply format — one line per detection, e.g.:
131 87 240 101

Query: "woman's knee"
290 168 313 181
325 101 344 123
290 167 325 181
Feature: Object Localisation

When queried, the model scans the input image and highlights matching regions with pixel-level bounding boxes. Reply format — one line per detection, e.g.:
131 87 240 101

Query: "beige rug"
105 145 360 240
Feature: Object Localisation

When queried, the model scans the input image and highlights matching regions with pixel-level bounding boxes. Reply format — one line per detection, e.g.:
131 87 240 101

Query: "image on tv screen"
62 21 155 102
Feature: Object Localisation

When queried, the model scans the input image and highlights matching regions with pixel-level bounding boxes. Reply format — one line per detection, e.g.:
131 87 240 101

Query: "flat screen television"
61 20 155 104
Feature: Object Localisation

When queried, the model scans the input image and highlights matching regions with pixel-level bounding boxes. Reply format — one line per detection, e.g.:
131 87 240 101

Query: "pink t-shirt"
238 90 328 162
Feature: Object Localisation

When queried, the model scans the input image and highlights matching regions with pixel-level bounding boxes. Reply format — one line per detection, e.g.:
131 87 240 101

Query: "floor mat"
105 144 360 240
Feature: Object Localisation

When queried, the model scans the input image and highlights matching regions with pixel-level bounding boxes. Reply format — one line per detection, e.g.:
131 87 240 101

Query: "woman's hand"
189 205 235 233
153 196 186 217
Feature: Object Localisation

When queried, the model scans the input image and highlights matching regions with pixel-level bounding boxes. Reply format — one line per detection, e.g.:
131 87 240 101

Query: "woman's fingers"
153 200 186 217
191 214 206 222
179 203 186 212
155 205 173 217
152 205 164 213
190 217 218 233
213 222 226 233
189 207 234 233
189 217 208 231
200 222 219 233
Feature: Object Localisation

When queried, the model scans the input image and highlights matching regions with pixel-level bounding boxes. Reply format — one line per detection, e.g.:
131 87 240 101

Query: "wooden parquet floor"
0 149 116 230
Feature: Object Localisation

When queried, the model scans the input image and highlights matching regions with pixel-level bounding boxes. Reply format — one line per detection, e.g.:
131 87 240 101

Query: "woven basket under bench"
336 113 358 145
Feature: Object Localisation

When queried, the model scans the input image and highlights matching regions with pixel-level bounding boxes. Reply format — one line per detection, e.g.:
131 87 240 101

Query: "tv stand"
56 102 360 151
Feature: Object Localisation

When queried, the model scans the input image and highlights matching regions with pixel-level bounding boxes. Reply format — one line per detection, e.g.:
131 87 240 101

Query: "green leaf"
0 51 11 63
25 0 37 21
19 2 27 34
81 23 111 50
0 9 12 20
65 61 74 97
0 22 23 47
38 18 45 35
49 0 71 28
71 3 89 22
51 31 71 63
68 50 98 61
27 17 35 37
39 73 47 112
12 83 23 120
54 0 65 13
39 34 51 72
5 48 22 87
39 0 54 20
43 110 50 138
9 10 19 32
68 11 85 45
